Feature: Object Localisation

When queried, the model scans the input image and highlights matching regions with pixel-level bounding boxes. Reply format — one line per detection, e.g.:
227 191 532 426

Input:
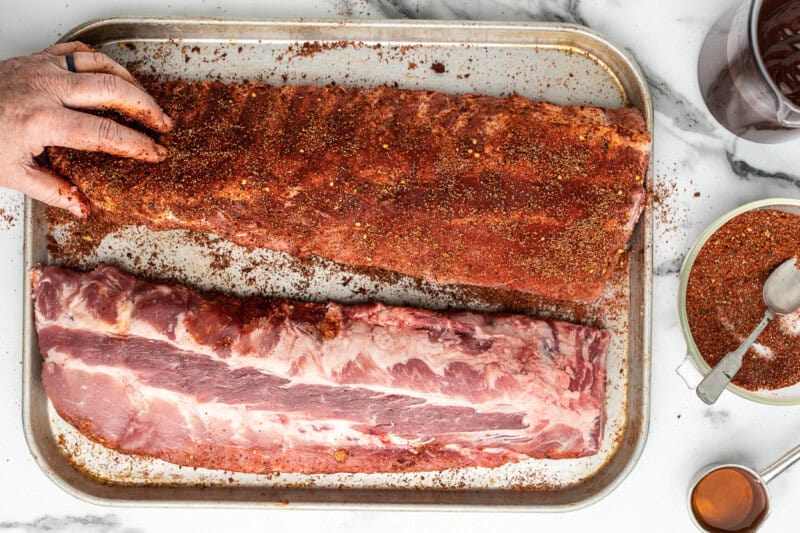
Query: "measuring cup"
698 0 800 143
688 442 800 531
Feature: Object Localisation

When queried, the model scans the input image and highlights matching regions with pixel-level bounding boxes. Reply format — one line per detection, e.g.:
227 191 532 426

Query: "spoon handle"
696 310 774 405
760 442 800 483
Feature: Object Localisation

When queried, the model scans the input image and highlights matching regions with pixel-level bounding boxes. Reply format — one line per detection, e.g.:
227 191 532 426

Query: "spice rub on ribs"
48 81 651 303
32 264 609 474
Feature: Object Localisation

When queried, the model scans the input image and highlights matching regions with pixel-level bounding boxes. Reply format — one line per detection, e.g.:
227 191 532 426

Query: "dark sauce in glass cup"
699 0 800 143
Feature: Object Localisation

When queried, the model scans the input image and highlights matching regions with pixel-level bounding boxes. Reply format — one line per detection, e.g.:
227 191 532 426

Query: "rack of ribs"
31 264 609 474
47 81 651 303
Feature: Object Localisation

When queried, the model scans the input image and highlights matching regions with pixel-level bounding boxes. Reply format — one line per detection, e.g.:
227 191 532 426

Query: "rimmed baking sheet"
23 17 652 510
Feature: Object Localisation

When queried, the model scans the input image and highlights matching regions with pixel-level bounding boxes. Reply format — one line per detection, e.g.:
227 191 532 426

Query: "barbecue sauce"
758 0 800 105
698 0 800 141
690 467 768 533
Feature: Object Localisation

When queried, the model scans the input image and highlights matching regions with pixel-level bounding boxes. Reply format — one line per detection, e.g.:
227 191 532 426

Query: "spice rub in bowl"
686 208 800 391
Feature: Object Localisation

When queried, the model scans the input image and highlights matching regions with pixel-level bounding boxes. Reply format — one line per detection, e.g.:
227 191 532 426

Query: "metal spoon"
689 442 800 532
696 257 800 405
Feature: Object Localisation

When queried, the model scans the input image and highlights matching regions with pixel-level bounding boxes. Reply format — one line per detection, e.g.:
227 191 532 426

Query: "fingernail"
156 144 169 159
163 113 174 129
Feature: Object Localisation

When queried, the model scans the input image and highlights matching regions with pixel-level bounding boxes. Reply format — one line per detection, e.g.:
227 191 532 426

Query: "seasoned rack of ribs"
47 81 651 303
31 264 609 474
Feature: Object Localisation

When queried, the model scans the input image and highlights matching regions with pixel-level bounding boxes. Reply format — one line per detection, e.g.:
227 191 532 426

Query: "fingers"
58 51 142 88
47 108 168 162
45 41 94 55
16 164 88 217
58 73 172 132
41 42 173 132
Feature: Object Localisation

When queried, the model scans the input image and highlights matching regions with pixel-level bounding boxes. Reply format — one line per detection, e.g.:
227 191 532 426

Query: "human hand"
0 42 173 217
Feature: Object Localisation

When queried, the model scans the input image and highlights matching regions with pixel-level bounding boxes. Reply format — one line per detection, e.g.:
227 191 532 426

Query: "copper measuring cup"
688 442 800 531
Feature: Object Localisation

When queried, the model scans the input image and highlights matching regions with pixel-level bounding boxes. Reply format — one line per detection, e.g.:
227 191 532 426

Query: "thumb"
14 164 88 217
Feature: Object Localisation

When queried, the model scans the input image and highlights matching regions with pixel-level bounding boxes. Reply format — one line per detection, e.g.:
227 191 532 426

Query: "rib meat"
47 81 650 303
32 264 609 474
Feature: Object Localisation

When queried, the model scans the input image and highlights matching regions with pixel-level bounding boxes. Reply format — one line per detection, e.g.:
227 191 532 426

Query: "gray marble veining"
726 150 800 188
373 0 589 24
643 69 719 135
0 515 139 533
654 256 685 278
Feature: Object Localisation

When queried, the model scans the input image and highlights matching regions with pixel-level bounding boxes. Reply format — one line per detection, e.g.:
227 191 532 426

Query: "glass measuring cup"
698 0 800 143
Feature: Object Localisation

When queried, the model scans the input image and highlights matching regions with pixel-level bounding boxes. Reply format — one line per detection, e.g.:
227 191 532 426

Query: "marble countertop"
2 0 800 531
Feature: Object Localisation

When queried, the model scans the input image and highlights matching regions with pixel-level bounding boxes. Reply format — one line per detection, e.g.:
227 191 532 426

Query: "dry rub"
48 80 651 302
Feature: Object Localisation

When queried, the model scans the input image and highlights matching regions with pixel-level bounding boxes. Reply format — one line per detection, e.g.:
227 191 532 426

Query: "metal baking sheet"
22 17 652 510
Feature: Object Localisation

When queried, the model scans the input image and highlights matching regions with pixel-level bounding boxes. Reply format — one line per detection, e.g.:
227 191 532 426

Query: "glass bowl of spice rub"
679 198 800 404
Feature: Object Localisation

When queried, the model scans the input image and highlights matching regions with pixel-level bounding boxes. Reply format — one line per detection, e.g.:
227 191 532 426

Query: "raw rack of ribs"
31 264 610 474
47 81 651 303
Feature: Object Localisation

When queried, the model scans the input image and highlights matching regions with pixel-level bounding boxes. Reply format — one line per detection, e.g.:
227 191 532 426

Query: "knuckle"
26 51 49 62
40 187 64 206
98 73 119 96
96 118 120 143
28 52 48 63
90 52 107 68
26 68 69 96
19 107 52 137
4 55 64 94
25 73 48 92
17 165 60 205
16 109 38 132
14 107 60 151
26 71 54 93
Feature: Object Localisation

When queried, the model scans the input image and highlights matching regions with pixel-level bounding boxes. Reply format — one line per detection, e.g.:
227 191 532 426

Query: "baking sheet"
23 17 652 510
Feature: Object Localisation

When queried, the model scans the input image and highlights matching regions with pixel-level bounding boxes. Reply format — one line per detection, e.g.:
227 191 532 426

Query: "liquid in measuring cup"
758 0 800 105
699 0 800 142
691 466 769 532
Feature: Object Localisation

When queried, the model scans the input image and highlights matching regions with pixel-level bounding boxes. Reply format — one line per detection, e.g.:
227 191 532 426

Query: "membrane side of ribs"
31 264 610 474
47 81 651 303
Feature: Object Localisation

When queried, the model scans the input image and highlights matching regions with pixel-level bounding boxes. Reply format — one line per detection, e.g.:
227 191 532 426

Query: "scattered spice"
686 209 800 390
0 207 16 230
284 40 353 60
430 62 446 73
45 207 120 263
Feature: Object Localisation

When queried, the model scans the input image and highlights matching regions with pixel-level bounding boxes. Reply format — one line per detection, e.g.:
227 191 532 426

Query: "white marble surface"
2 0 800 531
